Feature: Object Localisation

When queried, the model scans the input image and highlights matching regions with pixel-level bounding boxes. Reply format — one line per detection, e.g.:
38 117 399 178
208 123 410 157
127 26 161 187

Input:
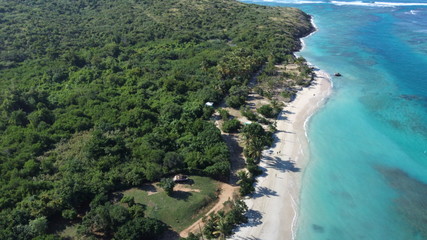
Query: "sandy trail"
180 183 238 238
230 70 332 240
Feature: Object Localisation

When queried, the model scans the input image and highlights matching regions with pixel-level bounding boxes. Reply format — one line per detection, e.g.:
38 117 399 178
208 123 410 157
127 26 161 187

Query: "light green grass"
58 224 78 239
122 176 219 231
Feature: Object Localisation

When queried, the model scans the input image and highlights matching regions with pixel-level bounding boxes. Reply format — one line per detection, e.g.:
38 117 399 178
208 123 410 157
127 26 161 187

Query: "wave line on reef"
243 0 427 7
290 193 300 240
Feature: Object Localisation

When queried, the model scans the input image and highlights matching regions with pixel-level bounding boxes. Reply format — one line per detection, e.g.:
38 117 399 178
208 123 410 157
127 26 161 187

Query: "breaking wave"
330 1 427 7
244 0 427 7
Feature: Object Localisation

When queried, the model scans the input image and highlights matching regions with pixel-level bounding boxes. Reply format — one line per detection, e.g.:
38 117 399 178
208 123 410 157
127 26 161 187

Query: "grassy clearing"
122 176 220 231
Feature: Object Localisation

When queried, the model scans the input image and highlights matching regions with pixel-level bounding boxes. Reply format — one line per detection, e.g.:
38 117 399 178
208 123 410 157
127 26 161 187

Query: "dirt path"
179 68 273 238
179 183 238 238
222 133 246 185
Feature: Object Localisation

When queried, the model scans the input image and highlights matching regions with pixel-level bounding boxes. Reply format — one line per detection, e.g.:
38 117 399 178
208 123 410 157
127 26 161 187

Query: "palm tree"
244 144 262 162
237 170 250 184
237 170 254 196
212 211 229 240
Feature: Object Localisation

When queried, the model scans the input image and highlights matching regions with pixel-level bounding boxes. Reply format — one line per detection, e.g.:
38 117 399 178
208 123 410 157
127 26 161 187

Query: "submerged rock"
376 166 427 238
312 224 325 233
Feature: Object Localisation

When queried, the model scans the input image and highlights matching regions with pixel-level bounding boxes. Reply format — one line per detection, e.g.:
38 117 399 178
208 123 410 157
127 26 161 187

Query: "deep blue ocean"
241 1 427 239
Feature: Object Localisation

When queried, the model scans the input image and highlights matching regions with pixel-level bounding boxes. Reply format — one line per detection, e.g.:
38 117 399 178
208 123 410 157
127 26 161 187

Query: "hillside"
0 0 313 239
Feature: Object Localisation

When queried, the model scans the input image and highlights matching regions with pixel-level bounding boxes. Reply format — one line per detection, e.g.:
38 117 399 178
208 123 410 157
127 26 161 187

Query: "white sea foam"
243 0 427 7
331 1 427 7
290 189 298 240
299 18 317 53
295 1 325 3
405 9 421 14
245 0 324 3
376 1 427 6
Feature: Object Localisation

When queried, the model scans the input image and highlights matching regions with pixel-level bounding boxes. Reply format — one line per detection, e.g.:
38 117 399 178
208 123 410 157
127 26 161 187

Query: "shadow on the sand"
270 135 280 149
251 186 278 199
234 236 262 240
233 209 262 240
264 156 300 173
231 209 263 239
246 209 263 226
274 129 295 134
269 131 290 148
282 110 295 115
234 209 263 231
257 166 268 178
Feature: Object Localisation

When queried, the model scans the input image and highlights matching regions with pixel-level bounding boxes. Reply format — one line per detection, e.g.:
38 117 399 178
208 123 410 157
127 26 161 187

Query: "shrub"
120 196 135 207
204 161 230 180
62 209 77 220
226 85 248 109
257 117 270 125
281 90 296 101
226 95 245 109
257 104 275 118
218 108 230 120
240 106 258 121
159 178 175 196
115 217 166 240
222 119 241 133
254 86 264 96
203 106 215 120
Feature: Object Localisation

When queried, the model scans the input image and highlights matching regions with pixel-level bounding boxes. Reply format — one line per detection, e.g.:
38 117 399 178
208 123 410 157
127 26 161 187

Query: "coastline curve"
230 68 332 240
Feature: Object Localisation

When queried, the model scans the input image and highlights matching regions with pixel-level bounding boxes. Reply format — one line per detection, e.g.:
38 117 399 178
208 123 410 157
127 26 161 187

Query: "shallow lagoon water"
242 1 427 239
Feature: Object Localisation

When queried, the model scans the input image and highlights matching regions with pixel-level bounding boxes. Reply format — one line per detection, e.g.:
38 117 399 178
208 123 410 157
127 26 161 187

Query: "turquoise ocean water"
242 1 427 239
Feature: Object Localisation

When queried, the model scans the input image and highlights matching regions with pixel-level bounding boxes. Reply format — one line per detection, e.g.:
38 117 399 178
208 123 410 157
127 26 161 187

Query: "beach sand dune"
230 70 332 240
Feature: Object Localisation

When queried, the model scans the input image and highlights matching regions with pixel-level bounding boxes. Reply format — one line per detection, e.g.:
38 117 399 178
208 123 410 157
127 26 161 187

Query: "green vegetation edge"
0 0 314 239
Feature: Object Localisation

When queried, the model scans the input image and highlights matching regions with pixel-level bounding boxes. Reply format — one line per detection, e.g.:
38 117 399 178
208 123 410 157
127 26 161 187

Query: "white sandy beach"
230 69 332 240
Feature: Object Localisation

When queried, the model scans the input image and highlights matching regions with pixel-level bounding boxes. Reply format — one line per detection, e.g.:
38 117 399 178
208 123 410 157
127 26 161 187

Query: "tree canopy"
0 0 313 238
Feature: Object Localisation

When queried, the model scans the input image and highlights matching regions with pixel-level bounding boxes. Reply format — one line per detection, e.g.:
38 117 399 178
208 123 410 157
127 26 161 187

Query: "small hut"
173 174 189 183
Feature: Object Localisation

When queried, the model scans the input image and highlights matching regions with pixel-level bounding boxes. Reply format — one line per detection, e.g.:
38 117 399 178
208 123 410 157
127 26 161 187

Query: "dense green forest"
0 0 313 239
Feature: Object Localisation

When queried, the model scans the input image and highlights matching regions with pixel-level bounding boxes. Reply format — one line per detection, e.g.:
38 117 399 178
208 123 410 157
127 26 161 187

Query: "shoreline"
299 17 318 53
230 69 332 239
